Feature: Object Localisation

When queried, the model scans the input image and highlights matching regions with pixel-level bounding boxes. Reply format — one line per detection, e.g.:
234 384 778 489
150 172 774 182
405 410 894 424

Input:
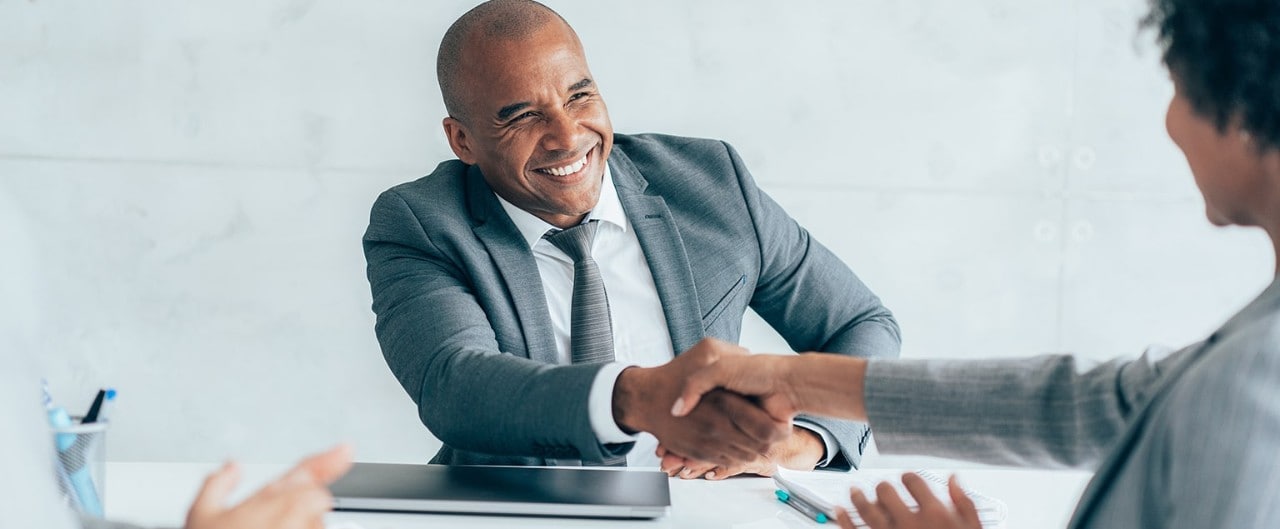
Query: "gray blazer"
364 133 901 468
865 278 1280 528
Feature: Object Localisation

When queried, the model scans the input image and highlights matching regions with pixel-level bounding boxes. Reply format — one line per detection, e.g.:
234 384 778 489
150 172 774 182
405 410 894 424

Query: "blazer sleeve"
724 141 903 470
363 189 629 462
863 342 1200 468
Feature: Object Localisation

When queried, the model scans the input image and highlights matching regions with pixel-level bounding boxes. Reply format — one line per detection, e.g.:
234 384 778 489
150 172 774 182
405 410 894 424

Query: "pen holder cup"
51 421 109 518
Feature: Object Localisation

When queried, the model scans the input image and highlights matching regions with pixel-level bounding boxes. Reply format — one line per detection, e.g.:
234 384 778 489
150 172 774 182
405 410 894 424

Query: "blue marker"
43 380 79 506
64 445 105 515
776 489 829 524
42 380 75 451
43 381 105 516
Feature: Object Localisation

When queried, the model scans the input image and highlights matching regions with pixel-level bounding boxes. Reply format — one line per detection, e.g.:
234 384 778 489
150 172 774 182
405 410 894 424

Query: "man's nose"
540 108 581 152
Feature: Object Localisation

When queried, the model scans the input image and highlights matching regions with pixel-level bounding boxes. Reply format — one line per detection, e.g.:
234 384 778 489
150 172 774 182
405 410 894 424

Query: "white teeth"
539 155 588 176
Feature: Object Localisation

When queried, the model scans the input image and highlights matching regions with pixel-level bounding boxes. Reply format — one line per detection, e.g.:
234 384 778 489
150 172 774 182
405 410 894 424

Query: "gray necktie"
545 220 615 364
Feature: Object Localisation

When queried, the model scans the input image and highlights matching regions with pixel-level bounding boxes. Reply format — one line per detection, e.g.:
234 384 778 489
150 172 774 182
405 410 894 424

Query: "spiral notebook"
773 469 1008 527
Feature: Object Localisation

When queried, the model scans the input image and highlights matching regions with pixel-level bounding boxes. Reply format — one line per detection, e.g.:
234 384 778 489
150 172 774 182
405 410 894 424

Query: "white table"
104 461 1092 528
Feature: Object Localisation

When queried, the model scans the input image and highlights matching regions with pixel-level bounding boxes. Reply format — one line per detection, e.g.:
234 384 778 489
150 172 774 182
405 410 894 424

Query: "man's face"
1165 77 1269 228
443 22 613 229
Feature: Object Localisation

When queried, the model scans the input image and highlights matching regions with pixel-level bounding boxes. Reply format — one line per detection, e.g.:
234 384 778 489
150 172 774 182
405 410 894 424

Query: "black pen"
82 389 107 424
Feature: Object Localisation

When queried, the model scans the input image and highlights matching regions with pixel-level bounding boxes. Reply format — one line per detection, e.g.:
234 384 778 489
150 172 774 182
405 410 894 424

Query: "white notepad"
774 469 1008 528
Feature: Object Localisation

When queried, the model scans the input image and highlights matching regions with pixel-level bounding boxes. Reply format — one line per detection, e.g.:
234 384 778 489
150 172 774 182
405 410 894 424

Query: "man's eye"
569 92 590 102
512 111 538 123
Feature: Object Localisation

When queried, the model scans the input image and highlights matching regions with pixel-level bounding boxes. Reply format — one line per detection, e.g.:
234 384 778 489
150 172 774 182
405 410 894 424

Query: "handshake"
618 340 984 529
611 338 869 480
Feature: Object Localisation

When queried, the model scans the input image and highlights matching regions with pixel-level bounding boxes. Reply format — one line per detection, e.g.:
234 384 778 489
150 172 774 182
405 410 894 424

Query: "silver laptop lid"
330 463 671 520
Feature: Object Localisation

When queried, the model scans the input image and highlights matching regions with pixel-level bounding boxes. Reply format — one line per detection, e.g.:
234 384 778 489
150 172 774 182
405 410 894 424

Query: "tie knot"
545 220 599 262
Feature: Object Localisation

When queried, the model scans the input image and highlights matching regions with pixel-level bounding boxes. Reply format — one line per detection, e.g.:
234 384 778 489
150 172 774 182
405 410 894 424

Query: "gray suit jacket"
364 133 901 469
865 278 1280 528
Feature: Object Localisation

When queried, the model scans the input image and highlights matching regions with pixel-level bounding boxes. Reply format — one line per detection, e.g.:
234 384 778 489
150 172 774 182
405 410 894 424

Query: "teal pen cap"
776 489 828 524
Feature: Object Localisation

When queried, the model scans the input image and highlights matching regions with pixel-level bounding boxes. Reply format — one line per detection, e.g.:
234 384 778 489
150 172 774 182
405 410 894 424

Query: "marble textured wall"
1 0 1272 463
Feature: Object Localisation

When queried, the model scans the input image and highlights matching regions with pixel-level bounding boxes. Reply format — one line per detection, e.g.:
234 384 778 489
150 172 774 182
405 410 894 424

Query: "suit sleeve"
725 141 903 470
363 190 630 462
864 342 1198 468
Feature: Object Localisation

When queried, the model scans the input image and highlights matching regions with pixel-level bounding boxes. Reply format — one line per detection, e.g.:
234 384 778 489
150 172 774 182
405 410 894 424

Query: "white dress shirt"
495 163 835 468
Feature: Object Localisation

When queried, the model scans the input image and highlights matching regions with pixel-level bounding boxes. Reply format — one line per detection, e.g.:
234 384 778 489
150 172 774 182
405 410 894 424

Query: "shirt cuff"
588 362 641 445
793 419 837 467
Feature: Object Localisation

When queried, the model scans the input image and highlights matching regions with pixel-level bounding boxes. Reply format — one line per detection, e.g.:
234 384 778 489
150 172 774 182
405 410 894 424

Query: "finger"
672 367 720 417
285 440 355 486
659 452 685 477
719 391 790 452
672 347 752 417
901 472 944 511
875 481 911 524
850 489 889 529
294 443 355 485
834 507 858 529
670 394 760 464
751 459 779 477
709 441 760 467
679 460 717 480
703 466 728 480
949 475 982 528
277 486 336 527
760 394 799 423
187 461 242 522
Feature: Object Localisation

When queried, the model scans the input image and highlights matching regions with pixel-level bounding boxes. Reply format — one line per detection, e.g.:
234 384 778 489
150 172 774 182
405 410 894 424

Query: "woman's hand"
836 473 981 529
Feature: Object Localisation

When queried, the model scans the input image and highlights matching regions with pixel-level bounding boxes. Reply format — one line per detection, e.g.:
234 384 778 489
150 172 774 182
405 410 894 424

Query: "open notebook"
774 469 1008 528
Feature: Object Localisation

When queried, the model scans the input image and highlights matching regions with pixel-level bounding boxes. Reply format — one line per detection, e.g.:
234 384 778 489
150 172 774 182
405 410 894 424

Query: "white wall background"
2 0 1273 465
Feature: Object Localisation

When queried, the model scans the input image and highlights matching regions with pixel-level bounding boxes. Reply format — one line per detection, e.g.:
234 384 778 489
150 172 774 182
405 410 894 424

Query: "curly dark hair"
1144 0 1280 150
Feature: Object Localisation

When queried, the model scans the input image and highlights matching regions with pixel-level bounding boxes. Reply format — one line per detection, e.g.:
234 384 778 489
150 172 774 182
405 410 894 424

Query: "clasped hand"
618 339 827 479
666 340 981 528
614 339 792 468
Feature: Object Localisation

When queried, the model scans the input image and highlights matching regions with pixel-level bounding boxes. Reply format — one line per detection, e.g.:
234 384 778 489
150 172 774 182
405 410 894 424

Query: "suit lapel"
1070 281 1280 526
609 147 705 355
1067 338 1217 528
464 165 560 365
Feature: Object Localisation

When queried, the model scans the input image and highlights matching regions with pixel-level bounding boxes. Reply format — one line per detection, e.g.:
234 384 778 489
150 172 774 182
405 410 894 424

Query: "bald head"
437 0 572 121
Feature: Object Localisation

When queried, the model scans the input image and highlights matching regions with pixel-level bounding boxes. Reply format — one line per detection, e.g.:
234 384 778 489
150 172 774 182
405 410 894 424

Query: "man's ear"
443 117 477 165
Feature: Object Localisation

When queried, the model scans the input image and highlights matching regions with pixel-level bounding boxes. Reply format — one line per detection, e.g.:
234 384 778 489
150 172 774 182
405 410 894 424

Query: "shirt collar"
494 163 628 249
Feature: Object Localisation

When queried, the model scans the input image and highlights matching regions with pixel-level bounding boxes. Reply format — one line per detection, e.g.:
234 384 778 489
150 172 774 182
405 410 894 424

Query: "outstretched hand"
836 473 981 529
185 444 354 529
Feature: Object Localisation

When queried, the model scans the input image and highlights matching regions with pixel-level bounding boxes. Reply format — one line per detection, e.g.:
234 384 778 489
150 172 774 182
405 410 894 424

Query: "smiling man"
362 0 900 477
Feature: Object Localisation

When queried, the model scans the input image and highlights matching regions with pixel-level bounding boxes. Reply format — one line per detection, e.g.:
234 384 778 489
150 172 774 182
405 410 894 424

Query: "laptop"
329 463 671 519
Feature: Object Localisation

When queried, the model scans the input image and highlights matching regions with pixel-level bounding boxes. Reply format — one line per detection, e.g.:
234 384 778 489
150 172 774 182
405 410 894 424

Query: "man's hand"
672 351 870 423
836 473 981 529
655 425 826 480
614 338 790 465
185 444 354 529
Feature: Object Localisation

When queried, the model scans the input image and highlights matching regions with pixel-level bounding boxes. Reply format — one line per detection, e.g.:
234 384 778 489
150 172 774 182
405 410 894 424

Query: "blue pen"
43 381 105 516
63 444 105 516
776 489 829 524
42 379 76 451
42 380 80 506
